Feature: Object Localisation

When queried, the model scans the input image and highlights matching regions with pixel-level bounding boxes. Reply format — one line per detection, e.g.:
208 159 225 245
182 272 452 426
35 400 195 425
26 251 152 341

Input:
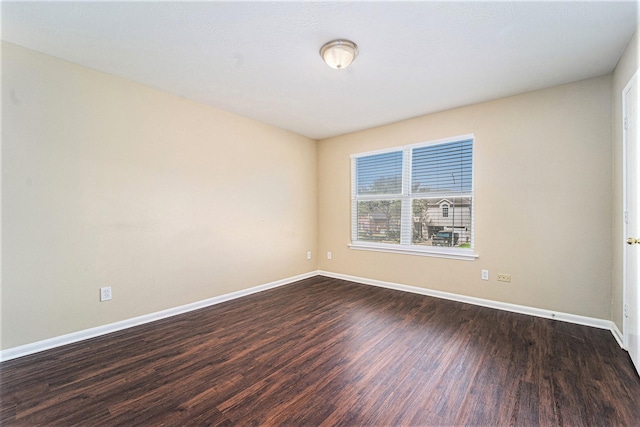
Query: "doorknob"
627 237 640 245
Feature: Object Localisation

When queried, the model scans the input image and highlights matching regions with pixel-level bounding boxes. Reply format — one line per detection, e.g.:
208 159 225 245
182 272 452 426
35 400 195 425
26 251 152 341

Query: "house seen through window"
351 135 474 257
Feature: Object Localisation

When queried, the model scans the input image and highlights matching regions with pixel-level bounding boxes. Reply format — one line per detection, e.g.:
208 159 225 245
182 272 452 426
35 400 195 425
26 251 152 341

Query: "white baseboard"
318 270 625 348
610 322 625 349
2 269 625 363
0 271 317 362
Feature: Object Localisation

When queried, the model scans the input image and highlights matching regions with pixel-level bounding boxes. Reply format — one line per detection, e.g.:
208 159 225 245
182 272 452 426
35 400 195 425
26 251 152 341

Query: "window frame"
349 134 478 261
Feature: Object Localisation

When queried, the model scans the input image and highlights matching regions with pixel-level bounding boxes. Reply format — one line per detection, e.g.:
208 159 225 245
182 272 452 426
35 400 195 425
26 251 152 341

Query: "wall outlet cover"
100 287 112 302
497 274 512 282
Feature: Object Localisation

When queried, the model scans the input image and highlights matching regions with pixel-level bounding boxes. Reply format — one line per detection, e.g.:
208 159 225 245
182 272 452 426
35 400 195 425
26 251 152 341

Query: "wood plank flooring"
1 276 639 426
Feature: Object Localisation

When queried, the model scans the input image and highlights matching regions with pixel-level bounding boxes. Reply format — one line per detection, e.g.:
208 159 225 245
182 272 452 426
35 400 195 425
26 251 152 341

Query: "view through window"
352 135 474 254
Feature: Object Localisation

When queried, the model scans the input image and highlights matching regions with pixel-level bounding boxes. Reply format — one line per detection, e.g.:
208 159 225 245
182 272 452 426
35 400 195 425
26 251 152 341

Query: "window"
350 135 476 260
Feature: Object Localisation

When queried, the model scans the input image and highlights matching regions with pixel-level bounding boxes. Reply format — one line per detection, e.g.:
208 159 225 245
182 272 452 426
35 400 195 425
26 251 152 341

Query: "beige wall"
318 76 613 320
612 29 640 330
1 42 317 350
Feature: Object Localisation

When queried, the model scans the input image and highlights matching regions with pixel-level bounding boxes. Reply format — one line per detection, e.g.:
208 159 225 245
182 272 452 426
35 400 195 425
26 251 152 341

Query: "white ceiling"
2 1 638 140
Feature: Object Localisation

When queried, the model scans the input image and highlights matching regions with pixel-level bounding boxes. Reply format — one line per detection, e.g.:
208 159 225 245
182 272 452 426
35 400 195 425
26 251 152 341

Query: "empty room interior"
1 1 640 425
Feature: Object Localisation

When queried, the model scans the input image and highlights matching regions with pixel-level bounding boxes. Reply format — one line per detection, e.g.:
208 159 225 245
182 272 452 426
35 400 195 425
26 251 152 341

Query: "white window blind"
353 151 404 244
411 139 473 196
356 151 403 195
350 135 476 260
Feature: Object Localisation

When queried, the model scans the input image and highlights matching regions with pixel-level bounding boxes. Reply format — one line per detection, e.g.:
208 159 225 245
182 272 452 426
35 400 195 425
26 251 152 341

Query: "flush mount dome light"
320 39 359 70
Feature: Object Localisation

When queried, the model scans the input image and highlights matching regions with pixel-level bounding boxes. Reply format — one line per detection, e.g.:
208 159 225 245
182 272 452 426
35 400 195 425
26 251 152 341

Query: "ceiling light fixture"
320 39 359 70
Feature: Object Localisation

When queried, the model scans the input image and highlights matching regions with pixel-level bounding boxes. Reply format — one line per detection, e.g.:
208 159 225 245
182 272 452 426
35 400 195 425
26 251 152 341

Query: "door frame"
623 68 639 351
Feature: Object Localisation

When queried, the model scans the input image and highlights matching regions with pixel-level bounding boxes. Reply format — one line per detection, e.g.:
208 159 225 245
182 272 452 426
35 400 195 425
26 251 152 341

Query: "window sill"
348 242 479 261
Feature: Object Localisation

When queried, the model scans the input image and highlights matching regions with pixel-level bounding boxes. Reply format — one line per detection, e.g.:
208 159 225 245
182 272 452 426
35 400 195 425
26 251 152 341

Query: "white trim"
349 145 403 159
611 322 625 349
405 133 475 150
351 156 358 242
352 194 403 201
318 271 624 347
400 148 412 245
349 134 476 160
2 270 625 363
622 68 639 351
348 242 478 261
623 147 628 346
0 271 317 362
351 135 476 258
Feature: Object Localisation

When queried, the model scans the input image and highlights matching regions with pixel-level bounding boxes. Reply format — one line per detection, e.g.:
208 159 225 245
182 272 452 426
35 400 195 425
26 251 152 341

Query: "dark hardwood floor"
1 276 639 426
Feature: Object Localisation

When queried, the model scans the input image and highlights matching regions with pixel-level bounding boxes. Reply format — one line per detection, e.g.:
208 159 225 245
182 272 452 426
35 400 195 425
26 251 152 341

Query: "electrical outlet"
307 251 312 260
481 270 489 281
327 251 332 260
100 287 112 302
497 274 511 282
